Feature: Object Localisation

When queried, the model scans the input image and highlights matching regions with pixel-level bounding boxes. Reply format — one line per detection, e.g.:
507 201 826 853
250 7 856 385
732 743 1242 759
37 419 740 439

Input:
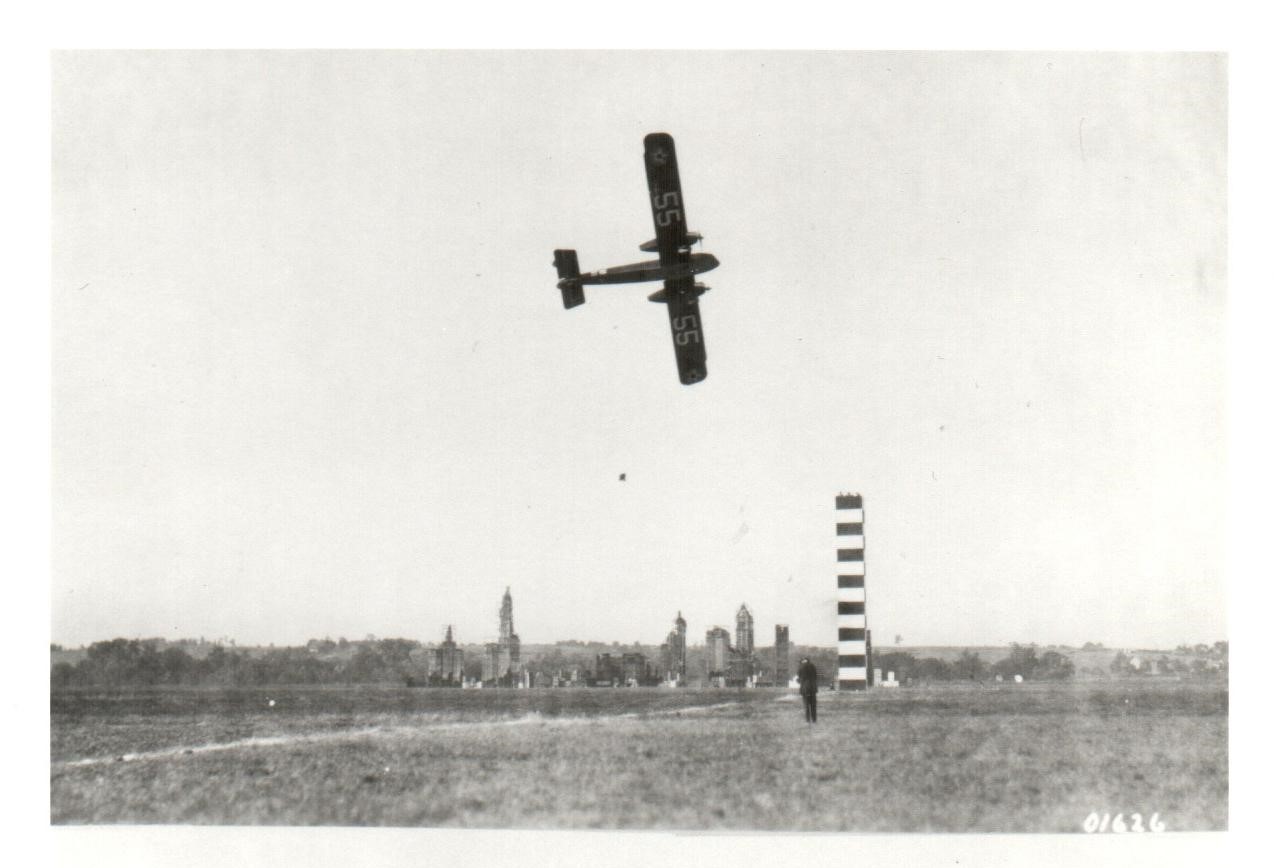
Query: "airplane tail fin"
553 249 585 309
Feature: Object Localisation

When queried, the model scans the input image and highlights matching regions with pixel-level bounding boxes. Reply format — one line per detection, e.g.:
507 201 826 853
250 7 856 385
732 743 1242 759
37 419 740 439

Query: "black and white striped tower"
835 492 868 690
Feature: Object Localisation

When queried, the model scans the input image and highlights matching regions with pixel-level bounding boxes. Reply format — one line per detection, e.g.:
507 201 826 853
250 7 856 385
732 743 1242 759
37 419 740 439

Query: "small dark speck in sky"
619 473 626 481
939 425 945 431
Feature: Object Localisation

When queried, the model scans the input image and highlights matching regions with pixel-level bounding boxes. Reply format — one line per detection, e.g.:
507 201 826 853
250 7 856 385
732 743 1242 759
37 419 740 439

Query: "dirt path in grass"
56 700 752 769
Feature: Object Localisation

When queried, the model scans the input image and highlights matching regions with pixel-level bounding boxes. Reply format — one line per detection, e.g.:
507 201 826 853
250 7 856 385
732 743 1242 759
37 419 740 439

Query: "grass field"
50 680 1226 831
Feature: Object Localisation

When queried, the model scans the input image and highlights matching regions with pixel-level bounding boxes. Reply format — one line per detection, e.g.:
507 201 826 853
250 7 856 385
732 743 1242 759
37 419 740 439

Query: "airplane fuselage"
558 252 718 289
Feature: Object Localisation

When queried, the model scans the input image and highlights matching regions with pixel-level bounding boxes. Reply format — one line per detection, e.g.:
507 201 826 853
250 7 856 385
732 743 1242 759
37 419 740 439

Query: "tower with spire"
484 587 522 685
660 611 688 684
735 604 754 658
499 587 515 643
432 624 463 685
674 611 687 681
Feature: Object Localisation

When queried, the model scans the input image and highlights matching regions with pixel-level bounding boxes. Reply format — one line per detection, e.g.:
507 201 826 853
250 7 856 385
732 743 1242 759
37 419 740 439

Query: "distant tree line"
873 645 1077 684
51 638 1228 689
50 637 430 688
1174 641 1228 657
874 642 1227 684
1110 648 1227 677
50 637 654 688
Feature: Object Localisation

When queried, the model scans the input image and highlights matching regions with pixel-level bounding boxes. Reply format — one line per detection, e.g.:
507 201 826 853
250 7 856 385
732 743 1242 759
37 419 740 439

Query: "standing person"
798 656 818 724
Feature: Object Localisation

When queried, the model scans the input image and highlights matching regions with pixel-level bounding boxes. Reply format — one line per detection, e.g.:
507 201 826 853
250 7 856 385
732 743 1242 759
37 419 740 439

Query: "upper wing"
662 277 707 385
645 134 708 384
643 133 691 266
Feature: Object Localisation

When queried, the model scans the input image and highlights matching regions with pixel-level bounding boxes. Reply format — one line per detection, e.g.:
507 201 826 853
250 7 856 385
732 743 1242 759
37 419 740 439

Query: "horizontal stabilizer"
553 249 585 309
560 281 585 309
640 232 701 253
554 249 580 279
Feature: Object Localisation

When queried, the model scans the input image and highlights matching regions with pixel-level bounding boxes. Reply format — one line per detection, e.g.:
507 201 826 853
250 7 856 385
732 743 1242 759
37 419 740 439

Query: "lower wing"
661 278 707 385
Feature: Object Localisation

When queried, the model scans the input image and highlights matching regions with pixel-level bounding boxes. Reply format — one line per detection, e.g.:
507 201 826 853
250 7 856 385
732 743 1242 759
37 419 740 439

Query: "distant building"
593 652 622 686
724 653 753 688
499 587 520 663
431 625 464 684
482 587 522 686
482 643 499 682
659 611 688 683
705 627 730 684
735 604 754 658
835 492 869 690
721 604 756 687
620 652 651 686
775 624 791 686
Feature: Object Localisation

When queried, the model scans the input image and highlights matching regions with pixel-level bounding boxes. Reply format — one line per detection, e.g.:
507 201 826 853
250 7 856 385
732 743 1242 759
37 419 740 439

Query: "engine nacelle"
639 232 701 253
647 283 709 304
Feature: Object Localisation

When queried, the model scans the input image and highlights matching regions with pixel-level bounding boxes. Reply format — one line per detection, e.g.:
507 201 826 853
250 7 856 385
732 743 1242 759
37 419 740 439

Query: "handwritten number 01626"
1082 812 1165 833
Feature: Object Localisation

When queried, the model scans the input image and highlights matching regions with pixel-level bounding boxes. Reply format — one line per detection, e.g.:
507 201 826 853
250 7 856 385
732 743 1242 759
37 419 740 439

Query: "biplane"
554 133 718 385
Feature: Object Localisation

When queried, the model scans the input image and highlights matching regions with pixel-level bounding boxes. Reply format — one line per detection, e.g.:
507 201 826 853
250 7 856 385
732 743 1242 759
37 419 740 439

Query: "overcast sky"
51 51 1226 650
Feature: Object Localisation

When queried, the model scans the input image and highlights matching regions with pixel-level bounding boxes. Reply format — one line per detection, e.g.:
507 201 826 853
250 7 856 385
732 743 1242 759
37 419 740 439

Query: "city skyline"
53 52 1226 652
50 591 1213 653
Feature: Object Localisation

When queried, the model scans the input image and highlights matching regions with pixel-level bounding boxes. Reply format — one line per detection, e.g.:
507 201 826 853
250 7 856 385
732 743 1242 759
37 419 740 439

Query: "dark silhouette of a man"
798 656 818 723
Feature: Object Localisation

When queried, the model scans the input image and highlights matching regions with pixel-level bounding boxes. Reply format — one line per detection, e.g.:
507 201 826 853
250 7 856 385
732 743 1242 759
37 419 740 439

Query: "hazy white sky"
51 51 1226 650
